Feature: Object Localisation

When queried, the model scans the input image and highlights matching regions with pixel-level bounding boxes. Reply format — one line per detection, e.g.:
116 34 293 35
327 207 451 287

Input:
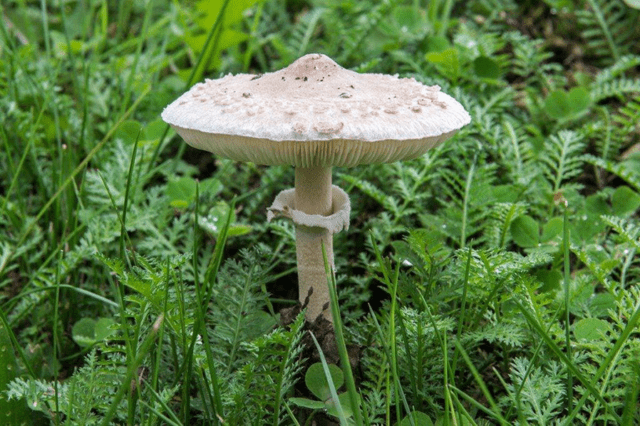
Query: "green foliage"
290 362 359 420
182 0 264 80
7 350 148 425
540 130 586 193
398 411 434 426
2 0 640 424
577 0 640 63
222 310 306 424
0 317 33 425
501 358 566 425
436 150 498 248
543 87 591 122
71 317 116 348
207 248 278 372
510 213 539 249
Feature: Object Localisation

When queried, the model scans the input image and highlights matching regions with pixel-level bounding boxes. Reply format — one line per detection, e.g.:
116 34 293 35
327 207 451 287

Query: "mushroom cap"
161 53 470 167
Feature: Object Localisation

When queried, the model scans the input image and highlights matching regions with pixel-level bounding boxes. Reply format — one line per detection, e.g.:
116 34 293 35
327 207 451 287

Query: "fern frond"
358 331 390 422
583 155 640 191
209 247 276 373
585 108 620 162
501 357 566 425
226 312 305 424
450 249 551 304
290 8 325 58
594 55 640 85
340 173 401 216
577 0 640 63
571 244 618 290
6 350 138 424
395 307 455 407
498 121 541 185
463 321 527 349
485 202 528 249
601 215 640 249
539 130 586 192
613 95 640 135
504 32 558 82
336 0 403 63
435 152 497 247
571 289 640 423
591 78 640 102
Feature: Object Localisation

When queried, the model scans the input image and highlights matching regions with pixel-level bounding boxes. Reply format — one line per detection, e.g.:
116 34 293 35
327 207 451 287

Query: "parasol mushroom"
161 53 470 322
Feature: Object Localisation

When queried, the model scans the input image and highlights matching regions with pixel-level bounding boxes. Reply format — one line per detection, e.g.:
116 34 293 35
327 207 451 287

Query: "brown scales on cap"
162 54 470 323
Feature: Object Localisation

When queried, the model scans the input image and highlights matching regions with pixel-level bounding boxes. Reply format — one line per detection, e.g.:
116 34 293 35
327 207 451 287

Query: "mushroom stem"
295 166 333 215
294 166 334 322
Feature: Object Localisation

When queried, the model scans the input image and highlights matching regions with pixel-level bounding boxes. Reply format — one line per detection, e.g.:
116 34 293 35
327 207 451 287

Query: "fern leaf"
578 0 640 63
601 215 640 249
504 32 556 81
585 108 620 162
340 173 401 216
209 248 276 373
485 202 528 249
463 321 527 349
591 78 640 102
499 121 541 185
292 8 325 58
571 244 618 289
437 153 497 248
583 155 640 191
337 0 403 63
582 0 622 60
502 357 566 425
227 313 305 424
594 55 640 85
540 131 586 192
613 95 640 134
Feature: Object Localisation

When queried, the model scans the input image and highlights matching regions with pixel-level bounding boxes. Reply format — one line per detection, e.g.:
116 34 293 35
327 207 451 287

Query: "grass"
1 0 640 424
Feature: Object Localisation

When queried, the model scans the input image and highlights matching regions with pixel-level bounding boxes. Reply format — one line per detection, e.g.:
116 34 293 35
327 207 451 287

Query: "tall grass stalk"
513 298 621 423
0 87 151 276
562 202 573 412
147 0 234 172
98 315 164 426
52 249 63 426
324 241 366 426
309 332 350 425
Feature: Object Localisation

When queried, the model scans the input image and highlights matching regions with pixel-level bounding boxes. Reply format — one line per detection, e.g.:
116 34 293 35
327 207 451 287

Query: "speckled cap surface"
162 53 470 167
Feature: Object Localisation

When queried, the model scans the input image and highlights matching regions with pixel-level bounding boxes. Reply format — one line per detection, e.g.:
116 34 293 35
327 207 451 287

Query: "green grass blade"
563 296 640 424
562 203 573 411
309 331 350 426
0 312 33 424
452 339 509 425
323 241 365 426
147 0 233 172
513 298 622 424
98 315 164 426
120 129 140 261
0 86 151 276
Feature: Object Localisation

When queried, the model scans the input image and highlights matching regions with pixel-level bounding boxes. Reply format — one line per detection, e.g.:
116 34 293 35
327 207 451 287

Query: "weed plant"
1 0 640 425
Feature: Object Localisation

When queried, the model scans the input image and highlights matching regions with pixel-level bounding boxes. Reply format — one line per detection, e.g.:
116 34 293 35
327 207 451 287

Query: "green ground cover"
1 0 640 424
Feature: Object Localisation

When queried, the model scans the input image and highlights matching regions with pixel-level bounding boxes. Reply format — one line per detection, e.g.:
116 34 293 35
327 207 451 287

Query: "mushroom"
161 53 470 323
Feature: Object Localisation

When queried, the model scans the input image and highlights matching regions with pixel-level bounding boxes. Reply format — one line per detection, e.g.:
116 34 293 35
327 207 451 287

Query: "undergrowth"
1 0 639 425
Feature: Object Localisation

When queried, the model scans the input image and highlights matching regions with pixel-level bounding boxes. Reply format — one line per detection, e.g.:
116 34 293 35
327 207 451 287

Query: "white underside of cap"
171 126 454 167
